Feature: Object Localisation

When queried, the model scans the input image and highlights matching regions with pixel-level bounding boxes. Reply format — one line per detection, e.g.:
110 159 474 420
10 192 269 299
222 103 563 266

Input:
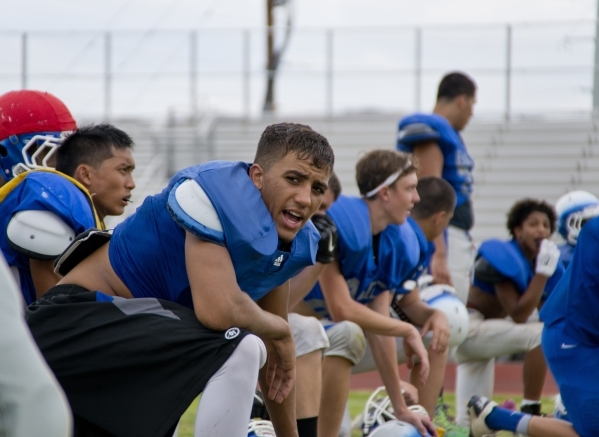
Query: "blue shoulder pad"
167 178 225 245
397 122 440 145
477 239 529 292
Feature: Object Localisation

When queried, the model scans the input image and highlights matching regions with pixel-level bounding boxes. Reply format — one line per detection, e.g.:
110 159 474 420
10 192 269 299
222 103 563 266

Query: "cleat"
433 399 470 437
467 396 498 437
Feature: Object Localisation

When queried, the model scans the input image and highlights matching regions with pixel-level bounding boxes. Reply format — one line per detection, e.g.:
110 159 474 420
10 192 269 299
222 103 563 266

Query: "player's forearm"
259 368 298 437
366 332 410 416
332 299 417 338
400 299 436 327
511 275 549 323
196 290 291 339
288 264 326 310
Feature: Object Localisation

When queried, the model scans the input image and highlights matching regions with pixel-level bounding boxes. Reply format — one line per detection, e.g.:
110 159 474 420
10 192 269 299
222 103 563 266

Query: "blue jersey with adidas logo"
109 161 319 308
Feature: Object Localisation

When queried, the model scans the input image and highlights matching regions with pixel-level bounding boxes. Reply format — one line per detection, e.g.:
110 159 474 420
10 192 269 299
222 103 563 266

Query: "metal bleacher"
107 113 599 243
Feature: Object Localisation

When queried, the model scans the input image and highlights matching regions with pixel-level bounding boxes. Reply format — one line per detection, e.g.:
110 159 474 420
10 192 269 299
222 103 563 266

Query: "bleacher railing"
1 21 596 120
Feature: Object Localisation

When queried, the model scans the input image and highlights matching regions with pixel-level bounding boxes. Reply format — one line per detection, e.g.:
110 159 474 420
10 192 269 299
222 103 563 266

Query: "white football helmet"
556 190 599 245
361 387 430 436
248 419 276 437
369 420 431 437
420 284 469 348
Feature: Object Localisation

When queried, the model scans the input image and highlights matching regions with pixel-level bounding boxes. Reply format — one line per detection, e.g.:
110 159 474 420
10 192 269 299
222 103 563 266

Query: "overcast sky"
1 0 596 31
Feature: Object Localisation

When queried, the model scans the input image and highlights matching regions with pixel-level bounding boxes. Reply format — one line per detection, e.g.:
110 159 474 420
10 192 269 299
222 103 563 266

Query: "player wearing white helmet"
555 190 599 268
455 199 564 427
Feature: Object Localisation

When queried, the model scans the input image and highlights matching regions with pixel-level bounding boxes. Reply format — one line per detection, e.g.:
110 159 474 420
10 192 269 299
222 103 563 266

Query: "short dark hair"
254 123 334 174
56 124 134 177
506 198 557 237
437 72 476 101
328 172 342 200
411 177 456 219
356 150 418 197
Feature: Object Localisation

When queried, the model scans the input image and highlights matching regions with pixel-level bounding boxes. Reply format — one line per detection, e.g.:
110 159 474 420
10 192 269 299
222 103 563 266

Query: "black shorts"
26 285 250 437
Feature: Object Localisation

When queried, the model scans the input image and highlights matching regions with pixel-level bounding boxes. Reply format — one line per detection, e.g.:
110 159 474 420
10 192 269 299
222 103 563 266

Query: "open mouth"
282 210 303 228
122 196 132 205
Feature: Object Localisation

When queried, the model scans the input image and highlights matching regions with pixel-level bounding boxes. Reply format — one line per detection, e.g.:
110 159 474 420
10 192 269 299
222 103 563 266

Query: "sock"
297 417 318 437
521 399 541 407
485 406 528 433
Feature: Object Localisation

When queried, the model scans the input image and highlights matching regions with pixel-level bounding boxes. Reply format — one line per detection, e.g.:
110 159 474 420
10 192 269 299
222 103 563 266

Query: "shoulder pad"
167 178 225 244
398 123 440 145
473 256 505 284
54 228 112 276
7 210 76 259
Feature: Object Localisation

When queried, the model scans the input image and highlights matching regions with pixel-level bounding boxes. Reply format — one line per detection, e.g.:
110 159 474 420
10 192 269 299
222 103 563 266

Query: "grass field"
176 391 557 436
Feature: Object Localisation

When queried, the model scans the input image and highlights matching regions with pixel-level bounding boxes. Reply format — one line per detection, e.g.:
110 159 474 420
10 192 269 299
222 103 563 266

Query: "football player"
397 72 477 304
555 190 599 268
0 91 135 303
296 149 440 437
26 123 334 437
455 199 564 426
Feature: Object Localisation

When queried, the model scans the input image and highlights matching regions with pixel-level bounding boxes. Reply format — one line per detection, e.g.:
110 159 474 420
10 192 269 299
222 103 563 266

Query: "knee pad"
324 321 366 365
289 313 330 357
239 334 267 369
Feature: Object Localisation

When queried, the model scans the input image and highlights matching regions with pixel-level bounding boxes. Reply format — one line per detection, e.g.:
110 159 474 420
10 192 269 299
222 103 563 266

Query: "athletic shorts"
26 284 250 437
543 320 599 437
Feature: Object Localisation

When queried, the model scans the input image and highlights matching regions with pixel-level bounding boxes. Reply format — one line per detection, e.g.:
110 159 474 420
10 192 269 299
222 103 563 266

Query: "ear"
432 210 446 226
249 163 265 191
74 164 93 188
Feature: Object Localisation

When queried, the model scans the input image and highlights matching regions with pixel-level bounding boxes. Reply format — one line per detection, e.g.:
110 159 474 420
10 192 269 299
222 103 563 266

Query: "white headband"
363 160 412 199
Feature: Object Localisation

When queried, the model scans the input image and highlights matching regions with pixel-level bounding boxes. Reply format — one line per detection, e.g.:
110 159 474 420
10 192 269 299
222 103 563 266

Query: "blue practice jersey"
541 217 599 346
398 113 474 230
558 243 574 269
109 161 319 309
386 217 435 297
0 171 97 304
303 195 407 318
473 239 564 302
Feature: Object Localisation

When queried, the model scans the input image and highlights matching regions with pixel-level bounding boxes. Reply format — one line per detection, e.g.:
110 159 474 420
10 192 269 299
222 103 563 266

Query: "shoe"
433 399 470 437
467 396 498 437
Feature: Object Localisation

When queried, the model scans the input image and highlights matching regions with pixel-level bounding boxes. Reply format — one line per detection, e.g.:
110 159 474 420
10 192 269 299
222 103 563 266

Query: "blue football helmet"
248 419 276 437
555 191 599 245
0 90 76 182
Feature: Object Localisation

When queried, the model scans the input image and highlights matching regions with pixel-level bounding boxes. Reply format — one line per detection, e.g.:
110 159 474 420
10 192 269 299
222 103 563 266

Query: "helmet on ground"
0 90 76 182
420 284 469 348
555 190 599 245
369 420 432 437
248 419 276 437
362 386 430 436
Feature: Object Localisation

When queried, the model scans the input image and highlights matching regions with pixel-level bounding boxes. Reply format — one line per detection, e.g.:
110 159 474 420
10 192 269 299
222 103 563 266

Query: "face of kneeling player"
513 210 551 258
387 172 419 225
250 151 330 242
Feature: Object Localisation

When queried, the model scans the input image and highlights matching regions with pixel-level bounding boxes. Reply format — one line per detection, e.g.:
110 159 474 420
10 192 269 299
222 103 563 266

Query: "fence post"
21 33 28 90
414 27 421 111
505 25 512 122
243 30 251 118
104 32 112 123
326 29 334 117
190 31 198 121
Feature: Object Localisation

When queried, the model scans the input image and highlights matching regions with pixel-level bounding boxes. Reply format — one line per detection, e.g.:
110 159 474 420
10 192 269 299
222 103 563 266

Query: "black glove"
311 214 338 264
250 389 270 420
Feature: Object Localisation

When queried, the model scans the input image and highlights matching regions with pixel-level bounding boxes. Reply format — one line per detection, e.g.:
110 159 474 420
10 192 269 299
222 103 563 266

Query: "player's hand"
403 327 430 386
264 335 296 403
401 381 419 406
311 214 338 264
535 239 561 277
395 410 438 437
421 310 450 354
430 253 452 286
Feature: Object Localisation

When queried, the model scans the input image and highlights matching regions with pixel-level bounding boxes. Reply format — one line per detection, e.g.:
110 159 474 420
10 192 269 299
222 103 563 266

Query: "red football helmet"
0 90 76 181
